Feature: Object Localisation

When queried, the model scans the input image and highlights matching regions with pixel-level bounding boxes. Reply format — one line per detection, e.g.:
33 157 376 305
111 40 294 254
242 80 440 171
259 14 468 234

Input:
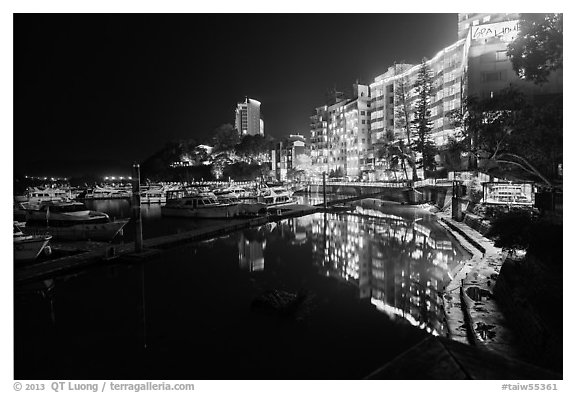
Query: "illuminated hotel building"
369 38 468 150
235 97 264 136
460 13 562 101
310 14 562 177
309 84 371 177
271 134 307 181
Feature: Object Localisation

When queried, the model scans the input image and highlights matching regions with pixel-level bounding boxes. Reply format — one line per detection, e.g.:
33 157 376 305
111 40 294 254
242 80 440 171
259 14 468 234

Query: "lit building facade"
369 38 468 151
460 13 562 102
271 134 307 181
310 14 561 178
235 97 264 136
309 84 371 178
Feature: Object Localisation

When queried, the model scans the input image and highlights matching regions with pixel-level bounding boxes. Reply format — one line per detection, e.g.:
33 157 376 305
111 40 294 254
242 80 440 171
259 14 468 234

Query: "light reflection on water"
15 198 472 379
236 205 469 337
86 197 469 336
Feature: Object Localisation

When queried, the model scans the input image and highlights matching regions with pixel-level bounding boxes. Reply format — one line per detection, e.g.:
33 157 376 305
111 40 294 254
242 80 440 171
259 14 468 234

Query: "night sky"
14 13 457 176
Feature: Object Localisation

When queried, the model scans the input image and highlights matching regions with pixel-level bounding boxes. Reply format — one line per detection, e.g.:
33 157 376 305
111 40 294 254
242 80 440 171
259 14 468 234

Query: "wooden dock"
15 204 321 283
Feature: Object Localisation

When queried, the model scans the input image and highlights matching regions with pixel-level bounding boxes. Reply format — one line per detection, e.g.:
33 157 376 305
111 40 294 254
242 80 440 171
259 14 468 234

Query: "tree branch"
498 153 553 187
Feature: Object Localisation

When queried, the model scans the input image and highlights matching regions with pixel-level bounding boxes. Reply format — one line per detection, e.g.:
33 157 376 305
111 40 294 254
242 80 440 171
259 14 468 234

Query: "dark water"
14 198 470 379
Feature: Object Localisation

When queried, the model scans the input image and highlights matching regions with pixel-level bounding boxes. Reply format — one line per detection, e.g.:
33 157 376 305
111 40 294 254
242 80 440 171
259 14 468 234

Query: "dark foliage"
212 123 240 152
328 167 344 179
222 162 268 181
449 87 562 184
507 14 563 84
236 134 275 157
487 211 562 266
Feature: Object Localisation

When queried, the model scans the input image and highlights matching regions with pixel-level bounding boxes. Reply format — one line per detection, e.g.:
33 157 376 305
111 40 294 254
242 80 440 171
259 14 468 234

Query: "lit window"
472 19 479 26
496 50 508 62
482 15 491 23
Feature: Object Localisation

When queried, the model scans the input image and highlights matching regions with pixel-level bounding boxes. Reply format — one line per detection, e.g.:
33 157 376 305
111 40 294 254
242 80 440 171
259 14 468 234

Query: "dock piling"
132 163 143 253
323 172 327 210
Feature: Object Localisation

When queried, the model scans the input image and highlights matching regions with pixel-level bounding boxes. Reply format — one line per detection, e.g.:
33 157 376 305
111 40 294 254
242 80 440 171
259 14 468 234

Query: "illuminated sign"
482 182 534 205
472 20 520 42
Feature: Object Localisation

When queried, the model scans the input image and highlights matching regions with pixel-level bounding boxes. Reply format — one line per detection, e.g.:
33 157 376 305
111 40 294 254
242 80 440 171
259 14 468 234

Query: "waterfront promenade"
439 214 520 359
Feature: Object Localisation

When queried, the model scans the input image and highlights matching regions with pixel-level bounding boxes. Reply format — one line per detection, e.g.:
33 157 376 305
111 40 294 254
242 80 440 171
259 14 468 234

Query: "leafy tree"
212 123 240 152
223 162 266 181
141 140 189 180
236 134 274 163
292 153 322 180
378 143 401 181
211 152 234 179
439 136 469 172
181 145 212 166
410 58 436 177
507 13 563 84
449 87 561 186
328 167 344 179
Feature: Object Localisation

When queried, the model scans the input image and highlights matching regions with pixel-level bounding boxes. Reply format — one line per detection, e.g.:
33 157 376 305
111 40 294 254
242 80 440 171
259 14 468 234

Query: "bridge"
305 178 453 205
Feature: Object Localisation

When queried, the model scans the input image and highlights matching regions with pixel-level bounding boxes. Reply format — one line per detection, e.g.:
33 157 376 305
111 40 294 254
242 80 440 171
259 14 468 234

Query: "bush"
487 211 562 266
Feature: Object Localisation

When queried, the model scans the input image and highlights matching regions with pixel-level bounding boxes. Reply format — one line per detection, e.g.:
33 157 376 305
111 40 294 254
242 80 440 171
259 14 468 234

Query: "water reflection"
248 205 469 336
238 229 266 272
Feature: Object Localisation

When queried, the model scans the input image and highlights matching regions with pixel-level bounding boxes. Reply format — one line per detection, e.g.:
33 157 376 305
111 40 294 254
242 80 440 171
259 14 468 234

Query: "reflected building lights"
238 231 266 272
306 207 468 336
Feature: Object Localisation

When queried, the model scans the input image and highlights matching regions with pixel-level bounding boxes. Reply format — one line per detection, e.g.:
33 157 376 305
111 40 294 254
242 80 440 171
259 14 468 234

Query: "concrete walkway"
438 213 521 361
366 336 559 379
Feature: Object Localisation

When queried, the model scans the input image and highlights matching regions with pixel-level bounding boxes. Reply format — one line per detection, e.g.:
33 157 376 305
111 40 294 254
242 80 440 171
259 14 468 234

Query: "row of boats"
16 185 173 204
13 184 300 262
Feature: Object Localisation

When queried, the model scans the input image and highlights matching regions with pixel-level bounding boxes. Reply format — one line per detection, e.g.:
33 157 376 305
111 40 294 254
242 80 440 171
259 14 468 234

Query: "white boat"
140 188 166 204
14 224 52 262
257 187 297 208
161 193 242 218
79 186 132 200
22 201 129 241
213 186 252 199
15 187 72 204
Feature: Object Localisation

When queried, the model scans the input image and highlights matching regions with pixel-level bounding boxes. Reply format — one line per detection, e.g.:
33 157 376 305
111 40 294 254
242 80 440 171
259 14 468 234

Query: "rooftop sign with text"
472 20 520 42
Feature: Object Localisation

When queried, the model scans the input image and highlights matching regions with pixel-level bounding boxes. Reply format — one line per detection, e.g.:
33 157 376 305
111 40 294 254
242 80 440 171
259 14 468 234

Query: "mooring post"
452 180 462 221
323 172 327 210
132 163 143 253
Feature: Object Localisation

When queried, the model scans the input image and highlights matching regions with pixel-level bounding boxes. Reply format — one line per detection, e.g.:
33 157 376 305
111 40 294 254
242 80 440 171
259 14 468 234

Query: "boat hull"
14 236 52 261
141 196 167 204
264 199 299 209
161 205 241 219
23 219 129 241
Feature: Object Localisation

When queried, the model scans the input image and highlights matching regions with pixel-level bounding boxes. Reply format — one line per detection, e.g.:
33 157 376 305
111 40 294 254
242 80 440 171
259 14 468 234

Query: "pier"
15 204 320 283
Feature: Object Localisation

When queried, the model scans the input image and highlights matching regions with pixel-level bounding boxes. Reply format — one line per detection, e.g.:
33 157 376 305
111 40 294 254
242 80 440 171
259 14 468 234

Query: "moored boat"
213 186 252 200
161 193 241 218
257 187 297 208
77 186 132 200
15 187 73 204
140 188 167 204
14 224 52 262
22 201 129 241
